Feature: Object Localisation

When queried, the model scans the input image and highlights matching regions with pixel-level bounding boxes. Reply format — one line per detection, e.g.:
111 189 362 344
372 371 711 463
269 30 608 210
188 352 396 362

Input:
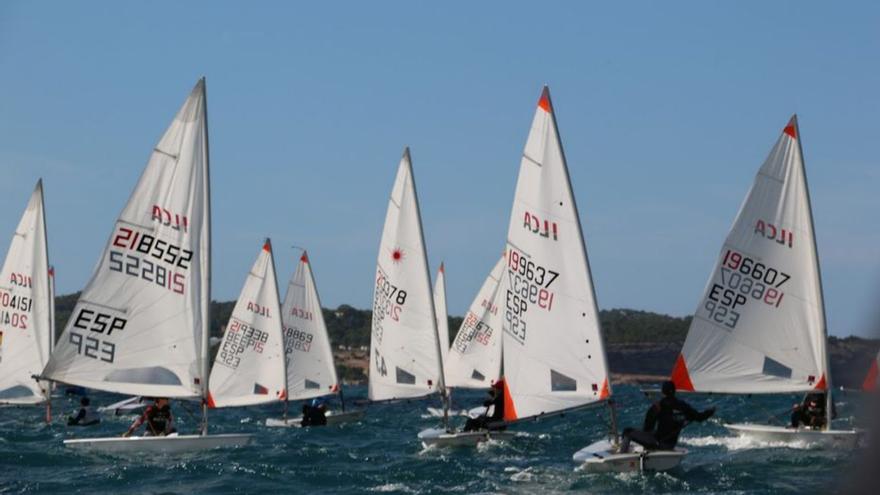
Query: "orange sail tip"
671 354 696 392
300 251 309 263
206 392 217 409
48 266 55 277
863 360 878 391
502 379 518 422
783 115 798 139
538 86 552 113
813 373 827 391
439 262 445 273
262 239 272 252
599 378 610 400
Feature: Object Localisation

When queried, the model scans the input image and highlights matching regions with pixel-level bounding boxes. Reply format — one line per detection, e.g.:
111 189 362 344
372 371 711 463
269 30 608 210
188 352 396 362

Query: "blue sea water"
0 385 869 494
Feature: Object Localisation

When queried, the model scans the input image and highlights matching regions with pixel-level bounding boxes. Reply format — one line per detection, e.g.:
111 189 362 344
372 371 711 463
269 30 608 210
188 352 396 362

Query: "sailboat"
368 148 447 414
265 249 365 427
670 116 859 448
864 352 879 391
38 79 251 453
0 180 53 420
423 87 615 449
419 255 513 446
424 256 505 421
208 239 286 410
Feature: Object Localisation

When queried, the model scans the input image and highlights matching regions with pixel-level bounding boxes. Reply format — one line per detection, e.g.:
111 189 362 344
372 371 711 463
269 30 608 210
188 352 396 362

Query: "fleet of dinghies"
0 78 871 465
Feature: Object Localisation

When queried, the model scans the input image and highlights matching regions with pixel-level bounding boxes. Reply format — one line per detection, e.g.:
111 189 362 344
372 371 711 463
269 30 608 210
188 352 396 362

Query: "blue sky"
0 2 877 337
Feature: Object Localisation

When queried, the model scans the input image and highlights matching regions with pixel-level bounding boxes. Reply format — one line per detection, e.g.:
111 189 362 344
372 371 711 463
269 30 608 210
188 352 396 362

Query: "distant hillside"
52 293 878 388
54 294 687 346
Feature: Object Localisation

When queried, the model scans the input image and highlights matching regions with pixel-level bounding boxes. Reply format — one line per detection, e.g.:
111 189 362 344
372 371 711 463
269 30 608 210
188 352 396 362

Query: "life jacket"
146 405 173 434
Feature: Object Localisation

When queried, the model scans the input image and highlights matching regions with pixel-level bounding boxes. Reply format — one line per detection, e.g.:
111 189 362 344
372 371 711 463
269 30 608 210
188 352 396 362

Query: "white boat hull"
724 423 861 448
265 409 365 428
417 427 515 448
573 439 686 473
63 433 252 453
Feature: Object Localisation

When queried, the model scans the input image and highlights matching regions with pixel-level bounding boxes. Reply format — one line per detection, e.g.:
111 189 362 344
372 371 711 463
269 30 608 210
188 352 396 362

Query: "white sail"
444 255 504 389
42 79 211 398
369 148 442 401
0 181 52 404
433 263 450 368
208 240 286 407
282 250 339 401
672 116 828 394
501 87 611 422
863 351 879 391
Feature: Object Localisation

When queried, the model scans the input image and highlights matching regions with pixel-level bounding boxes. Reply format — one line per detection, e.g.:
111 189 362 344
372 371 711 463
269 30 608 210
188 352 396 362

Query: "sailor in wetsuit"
790 392 835 429
123 397 176 437
463 379 506 432
621 380 715 451
67 396 100 426
301 398 328 427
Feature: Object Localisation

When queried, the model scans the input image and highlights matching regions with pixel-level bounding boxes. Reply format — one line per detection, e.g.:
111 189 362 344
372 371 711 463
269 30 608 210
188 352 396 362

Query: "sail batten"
500 87 611 422
674 117 827 394
41 80 211 398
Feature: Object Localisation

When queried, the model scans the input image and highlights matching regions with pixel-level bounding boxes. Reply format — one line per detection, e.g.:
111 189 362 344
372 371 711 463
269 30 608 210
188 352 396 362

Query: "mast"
544 86 614 414
200 76 212 436
267 238 288 423
436 262 450 427
792 115 833 429
38 180 52 422
406 148 449 430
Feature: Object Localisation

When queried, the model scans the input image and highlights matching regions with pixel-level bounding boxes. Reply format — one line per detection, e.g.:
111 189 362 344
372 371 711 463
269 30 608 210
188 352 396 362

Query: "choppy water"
0 385 870 494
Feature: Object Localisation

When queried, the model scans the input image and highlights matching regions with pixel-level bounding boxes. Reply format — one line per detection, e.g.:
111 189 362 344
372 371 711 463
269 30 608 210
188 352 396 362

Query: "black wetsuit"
67 406 100 426
790 394 835 429
624 396 714 450
301 405 327 427
464 390 505 432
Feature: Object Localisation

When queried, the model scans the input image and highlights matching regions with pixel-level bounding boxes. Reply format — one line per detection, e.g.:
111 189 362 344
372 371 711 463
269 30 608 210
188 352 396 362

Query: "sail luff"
200 77 212 434
405 149 449 425
790 116 833 428
268 239 287 403
37 181 52 401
